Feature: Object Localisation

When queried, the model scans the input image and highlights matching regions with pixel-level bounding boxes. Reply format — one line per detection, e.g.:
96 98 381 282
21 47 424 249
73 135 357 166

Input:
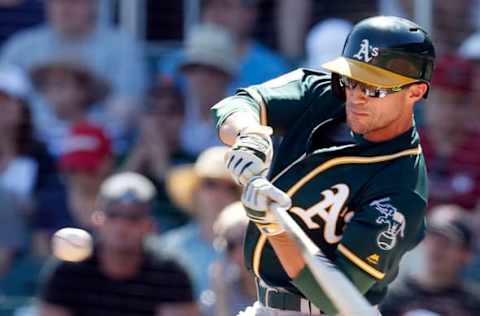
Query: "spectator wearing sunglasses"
37 172 199 316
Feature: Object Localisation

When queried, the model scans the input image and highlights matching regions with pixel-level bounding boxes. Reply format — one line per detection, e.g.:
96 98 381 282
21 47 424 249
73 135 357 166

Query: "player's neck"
364 114 413 142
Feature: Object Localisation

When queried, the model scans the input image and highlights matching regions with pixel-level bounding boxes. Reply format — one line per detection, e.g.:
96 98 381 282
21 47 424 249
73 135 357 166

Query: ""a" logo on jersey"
289 184 352 244
352 39 379 63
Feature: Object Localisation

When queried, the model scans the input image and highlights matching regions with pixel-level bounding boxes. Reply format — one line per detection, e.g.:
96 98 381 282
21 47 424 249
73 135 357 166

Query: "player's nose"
347 85 368 104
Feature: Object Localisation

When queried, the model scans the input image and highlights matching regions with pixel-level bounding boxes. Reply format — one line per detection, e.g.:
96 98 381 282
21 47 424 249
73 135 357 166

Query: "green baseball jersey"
212 68 427 305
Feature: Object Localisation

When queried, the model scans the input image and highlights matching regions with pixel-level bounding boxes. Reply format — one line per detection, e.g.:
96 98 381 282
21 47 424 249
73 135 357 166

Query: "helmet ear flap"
331 72 346 101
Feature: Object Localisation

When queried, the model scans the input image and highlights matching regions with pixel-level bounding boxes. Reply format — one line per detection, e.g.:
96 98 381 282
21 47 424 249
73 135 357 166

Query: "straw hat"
30 58 110 105
166 146 237 215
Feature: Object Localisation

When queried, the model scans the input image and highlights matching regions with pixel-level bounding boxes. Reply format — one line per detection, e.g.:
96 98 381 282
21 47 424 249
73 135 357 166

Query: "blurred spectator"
153 146 240 311
304 18 352 70
0 0 147 149
0 188 27 277
390 204 467 288
123 81 195 231
33 122 113 257
381 0 474 55
275 0 312 64
159 0 289 94
201 0 289 88
0 65 59 271
421 55 480 210
179 23 237 156
0 0 44 45
209 201 255 316
30 59 110 157
380 205 480 316
459 31 480 127
37 172 199 316
433 0 475 54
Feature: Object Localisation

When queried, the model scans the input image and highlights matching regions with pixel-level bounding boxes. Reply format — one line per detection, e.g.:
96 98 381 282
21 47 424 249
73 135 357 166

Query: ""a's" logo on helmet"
353 39 379 63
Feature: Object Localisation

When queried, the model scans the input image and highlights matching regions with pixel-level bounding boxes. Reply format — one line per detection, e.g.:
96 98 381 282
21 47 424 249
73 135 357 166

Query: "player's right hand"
242 176 291 236
225 125 273 186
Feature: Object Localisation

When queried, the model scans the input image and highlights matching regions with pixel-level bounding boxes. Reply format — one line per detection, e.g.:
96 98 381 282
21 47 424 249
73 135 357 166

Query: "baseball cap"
99 172 156 205
431 55 473 93
180 23 238 77
0 65 31 100
59 122 112 172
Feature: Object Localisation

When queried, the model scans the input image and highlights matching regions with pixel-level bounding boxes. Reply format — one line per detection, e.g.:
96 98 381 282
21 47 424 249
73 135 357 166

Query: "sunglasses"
340 76 409 98
104 211 147 222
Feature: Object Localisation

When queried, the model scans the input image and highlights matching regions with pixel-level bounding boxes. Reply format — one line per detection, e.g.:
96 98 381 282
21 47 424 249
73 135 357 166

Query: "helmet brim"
321 57 418 88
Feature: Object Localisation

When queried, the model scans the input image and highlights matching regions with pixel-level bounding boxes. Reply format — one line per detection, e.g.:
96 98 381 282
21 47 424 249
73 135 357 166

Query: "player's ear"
407 82 428 102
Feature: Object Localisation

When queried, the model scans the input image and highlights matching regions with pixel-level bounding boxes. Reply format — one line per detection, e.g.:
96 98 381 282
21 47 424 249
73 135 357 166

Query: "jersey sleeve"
336 191 426 281
211 69 334 133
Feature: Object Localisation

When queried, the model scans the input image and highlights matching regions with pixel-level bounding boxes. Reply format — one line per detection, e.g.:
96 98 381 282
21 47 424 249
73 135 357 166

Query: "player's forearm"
268 233 340 315
218 111 261 145
211 93 264 145
292 256 376 315
267 232 306 277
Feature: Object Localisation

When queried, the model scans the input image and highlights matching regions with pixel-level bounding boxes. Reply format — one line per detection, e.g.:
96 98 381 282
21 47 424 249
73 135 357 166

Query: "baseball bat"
269 203 377 316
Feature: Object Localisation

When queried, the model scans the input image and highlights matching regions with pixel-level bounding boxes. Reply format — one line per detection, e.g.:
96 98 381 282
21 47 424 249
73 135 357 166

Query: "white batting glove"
225 125 273 186
242 176 291 236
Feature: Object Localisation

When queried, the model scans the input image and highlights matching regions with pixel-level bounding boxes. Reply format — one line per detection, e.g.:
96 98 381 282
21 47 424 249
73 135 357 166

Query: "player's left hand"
242 176 291 236
225 125 273 186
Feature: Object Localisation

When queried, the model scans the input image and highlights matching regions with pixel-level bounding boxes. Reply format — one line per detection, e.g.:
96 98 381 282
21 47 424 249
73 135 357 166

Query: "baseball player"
211 16 436 315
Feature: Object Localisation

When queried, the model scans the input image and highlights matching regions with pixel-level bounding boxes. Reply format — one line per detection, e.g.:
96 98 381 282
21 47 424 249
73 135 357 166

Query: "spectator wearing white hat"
159 0 289 96
179 23 239 156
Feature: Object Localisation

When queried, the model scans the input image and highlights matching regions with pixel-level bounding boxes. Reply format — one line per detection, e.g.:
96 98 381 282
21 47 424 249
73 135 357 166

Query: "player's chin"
347 115 370 135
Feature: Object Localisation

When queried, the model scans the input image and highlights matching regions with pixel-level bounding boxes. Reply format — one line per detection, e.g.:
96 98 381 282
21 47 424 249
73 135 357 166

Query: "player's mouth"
347 107 369 117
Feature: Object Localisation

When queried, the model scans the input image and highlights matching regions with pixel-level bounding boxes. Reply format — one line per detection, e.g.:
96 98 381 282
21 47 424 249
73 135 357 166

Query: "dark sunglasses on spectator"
340 75 410 98
104 210 147 222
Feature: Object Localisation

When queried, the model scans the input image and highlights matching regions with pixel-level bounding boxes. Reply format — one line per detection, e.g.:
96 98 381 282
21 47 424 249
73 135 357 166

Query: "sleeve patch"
370 197 406 251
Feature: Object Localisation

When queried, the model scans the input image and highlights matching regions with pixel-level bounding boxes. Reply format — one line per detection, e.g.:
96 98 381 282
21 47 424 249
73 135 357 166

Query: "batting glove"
242 176 291 236
225 125 273 186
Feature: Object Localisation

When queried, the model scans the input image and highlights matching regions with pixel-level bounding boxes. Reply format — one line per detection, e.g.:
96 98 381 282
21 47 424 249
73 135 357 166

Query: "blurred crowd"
0 0 480 315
